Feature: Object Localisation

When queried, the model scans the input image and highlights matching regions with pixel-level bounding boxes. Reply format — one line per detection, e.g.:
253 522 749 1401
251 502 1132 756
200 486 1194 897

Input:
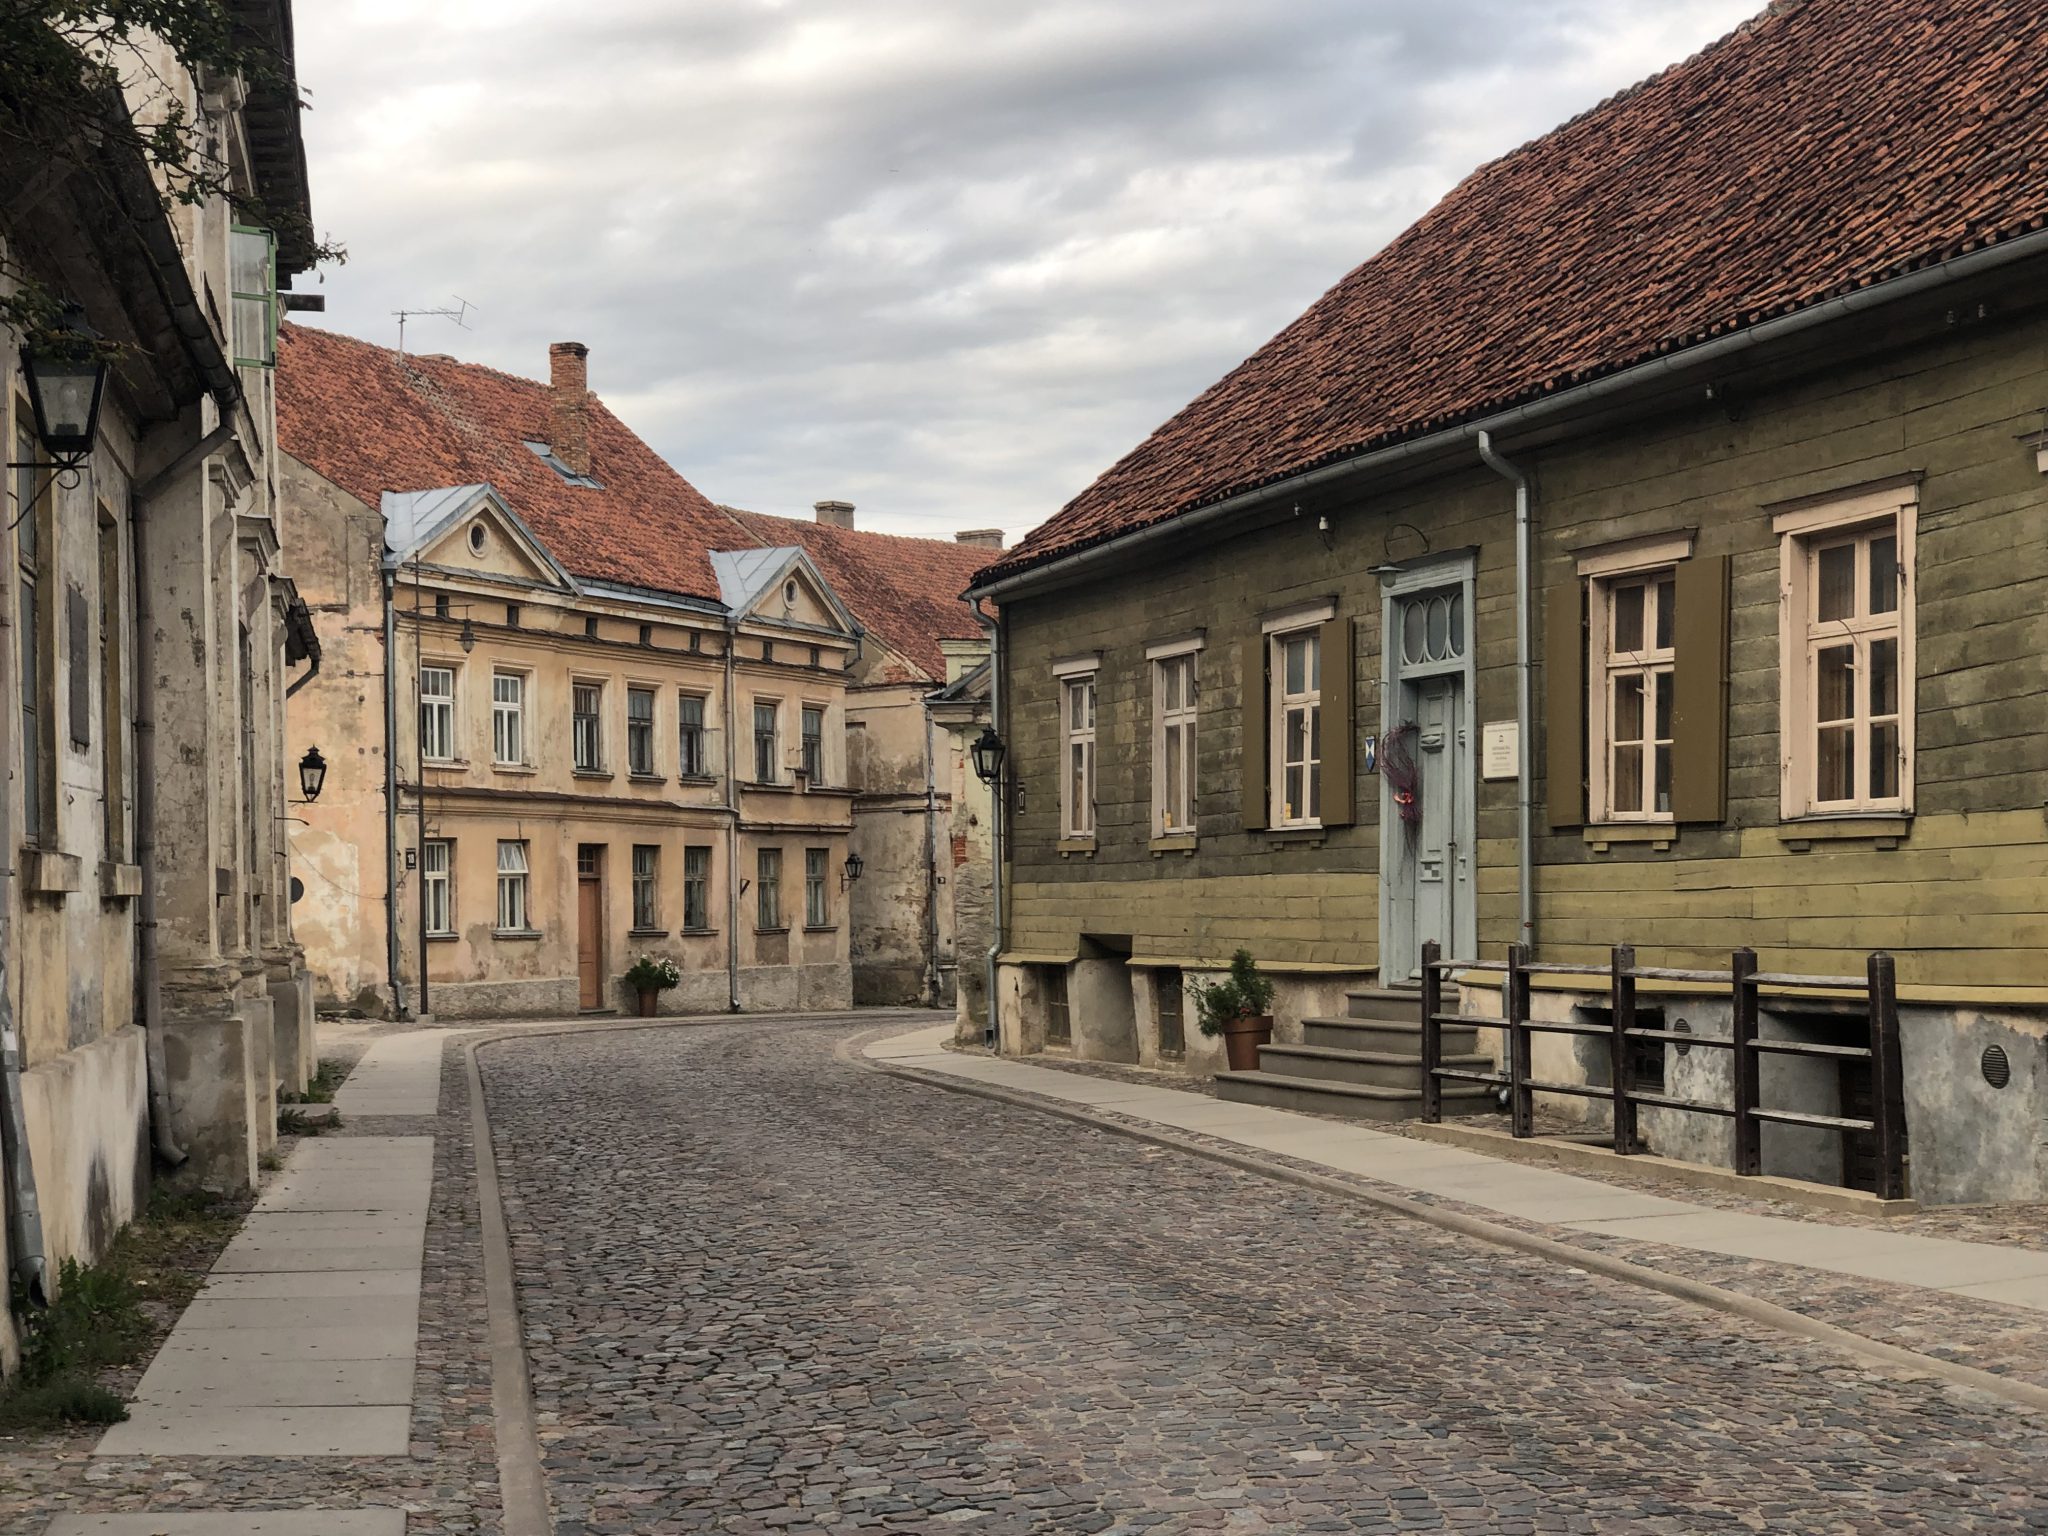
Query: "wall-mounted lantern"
459 617 477 654
18 305 109 469
970 725 1006 787
840 851 865 891
298 745 329 803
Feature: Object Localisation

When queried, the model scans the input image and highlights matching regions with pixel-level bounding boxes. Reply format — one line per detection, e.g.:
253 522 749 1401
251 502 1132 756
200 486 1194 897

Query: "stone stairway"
1214 986 1501 1121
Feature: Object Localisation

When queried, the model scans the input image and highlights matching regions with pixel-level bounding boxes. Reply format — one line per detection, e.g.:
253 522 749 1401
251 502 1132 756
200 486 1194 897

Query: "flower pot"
1220 1012 1274 1072
636 989 659 1018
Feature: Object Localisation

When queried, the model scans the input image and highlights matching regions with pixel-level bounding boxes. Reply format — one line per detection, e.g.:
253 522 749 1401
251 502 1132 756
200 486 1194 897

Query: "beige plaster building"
281 331 866 1018
0 4 319 1352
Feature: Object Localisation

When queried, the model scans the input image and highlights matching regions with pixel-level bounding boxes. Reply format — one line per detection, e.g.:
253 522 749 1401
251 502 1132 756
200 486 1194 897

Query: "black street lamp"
18 306 110 469
459 617 476 654
298 745 329 803
970 725 1006 787
840 851 865 891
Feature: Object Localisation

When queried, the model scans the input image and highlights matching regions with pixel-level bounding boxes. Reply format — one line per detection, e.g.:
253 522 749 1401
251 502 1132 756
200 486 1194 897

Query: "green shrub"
1185 949 1277 1037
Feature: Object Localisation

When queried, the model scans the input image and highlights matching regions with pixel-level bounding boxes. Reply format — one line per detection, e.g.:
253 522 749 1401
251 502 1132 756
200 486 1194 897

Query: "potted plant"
1187 949 1277 1072
624 954 681 1017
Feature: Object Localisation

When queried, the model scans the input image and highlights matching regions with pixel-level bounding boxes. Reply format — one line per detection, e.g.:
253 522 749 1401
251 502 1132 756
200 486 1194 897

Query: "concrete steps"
1215 982 1505 1124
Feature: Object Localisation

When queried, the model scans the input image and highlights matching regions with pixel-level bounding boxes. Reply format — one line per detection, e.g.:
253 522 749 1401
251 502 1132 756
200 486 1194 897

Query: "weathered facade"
0 4 320 1358
926 640 995 1040
973 0 2048 1203
282 335 864 1018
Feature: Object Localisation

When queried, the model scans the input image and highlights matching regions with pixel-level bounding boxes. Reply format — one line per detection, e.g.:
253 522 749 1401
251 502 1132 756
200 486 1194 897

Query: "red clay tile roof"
279 324 988 677
723 508 990 681
979 0 2048 585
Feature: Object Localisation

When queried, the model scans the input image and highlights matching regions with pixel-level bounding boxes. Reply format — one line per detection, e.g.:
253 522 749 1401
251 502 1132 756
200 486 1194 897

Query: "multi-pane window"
1060 672 1096 839
627 686 657 775
1153 651 1198 835
683 845 711 931
753 700 779 783
229 226 278 368
496 840 530 931
805 847 829 927
1597 571 1676 821
677 693 706 777
572 681 603 770
801 705 825 783
1273 629 1322 826
419 666 456 762
14 413 42 844
757 847 783 929
492 672 525 766
422 840 453 936
1806 527 1904 807
631 844 660 930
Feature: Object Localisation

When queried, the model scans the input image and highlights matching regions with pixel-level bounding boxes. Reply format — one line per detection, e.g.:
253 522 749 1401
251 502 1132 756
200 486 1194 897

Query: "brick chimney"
814 500 856 530
549 342 591 476
954 529 1004 549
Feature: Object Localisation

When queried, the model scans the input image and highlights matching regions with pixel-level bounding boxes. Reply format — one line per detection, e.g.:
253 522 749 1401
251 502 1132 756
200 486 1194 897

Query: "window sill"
627 773 666 786
1150 834 1197 857
99 860 142 900
627 927 667 939
1265 827 1326 848
25 849 80 896
1057 838 1097 858
742 780 795 793
492 928 544 942
803 924 839 934
426 931 459 943
492 762 537 776
572 768 613 781
1777 814 1911 851
679 927 719 938
755 926 791 936
423 758 468 771
1584 823 1676 852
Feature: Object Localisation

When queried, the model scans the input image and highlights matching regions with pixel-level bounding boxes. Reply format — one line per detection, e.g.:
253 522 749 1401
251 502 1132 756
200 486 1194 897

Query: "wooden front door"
577 844 605 1010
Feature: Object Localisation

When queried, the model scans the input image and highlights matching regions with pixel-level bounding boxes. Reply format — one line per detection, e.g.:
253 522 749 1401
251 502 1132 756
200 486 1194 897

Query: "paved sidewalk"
869 1024 2048 1313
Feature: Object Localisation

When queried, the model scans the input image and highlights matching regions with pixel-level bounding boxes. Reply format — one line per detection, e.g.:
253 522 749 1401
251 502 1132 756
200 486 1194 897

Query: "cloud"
292 0 1760 542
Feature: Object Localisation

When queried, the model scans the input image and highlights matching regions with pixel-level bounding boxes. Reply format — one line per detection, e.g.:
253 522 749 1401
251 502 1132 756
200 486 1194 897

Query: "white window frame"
1577 535 1694 825
571 679 605 772
420 664 457 764
491 670 526 767
1147 635 1203 837
1263 608 1331 829
1054 654 1099 840
1775 485 1917 819
496 839 531 933
422 839 453 936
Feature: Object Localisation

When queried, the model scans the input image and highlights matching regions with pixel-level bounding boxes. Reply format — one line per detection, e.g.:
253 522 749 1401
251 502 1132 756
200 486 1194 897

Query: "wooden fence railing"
1419 941 1908 1200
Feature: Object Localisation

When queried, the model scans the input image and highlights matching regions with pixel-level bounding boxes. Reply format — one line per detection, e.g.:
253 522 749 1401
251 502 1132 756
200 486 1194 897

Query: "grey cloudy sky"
293 1 1760 542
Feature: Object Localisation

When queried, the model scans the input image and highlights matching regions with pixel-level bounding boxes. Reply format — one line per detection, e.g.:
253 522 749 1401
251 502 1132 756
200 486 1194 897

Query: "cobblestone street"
483 1018 2048 1535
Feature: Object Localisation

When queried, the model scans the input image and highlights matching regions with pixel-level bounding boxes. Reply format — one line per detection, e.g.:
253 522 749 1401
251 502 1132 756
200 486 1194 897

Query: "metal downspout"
969 598 1003 1049
1475 431 1535 951
723 616 742 1012
921 706 940 1008
129 491 187 1171
381 569 404 1016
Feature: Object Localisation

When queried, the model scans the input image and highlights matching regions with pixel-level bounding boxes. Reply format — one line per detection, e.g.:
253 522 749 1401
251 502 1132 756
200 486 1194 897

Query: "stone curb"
859 1049 2048 1418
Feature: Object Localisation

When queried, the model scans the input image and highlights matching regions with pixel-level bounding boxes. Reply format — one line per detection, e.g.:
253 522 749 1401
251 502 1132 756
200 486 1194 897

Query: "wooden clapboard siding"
1000 290 2048 994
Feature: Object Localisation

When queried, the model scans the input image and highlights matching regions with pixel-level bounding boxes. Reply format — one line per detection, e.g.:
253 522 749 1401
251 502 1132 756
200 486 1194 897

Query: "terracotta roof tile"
278 325 991 678
723 509 991 680
979 0 2048 584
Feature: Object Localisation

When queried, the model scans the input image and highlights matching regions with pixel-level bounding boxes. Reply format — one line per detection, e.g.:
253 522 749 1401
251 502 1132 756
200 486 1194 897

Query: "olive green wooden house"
966 0 2048 1204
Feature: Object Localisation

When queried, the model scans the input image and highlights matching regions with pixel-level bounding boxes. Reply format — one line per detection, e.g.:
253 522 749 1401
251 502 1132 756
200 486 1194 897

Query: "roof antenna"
393 296 475 362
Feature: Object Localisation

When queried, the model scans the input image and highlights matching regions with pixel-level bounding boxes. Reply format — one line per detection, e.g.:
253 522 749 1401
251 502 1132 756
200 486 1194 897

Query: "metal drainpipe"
723 616 742 1012
969 598 1002 1049
129 490 187 1170
381 568 404 1017
1475 431 1535 951
921 704 940 1008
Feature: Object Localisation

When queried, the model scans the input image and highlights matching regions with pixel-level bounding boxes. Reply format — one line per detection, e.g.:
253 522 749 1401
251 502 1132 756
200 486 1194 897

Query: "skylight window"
522 439 603 489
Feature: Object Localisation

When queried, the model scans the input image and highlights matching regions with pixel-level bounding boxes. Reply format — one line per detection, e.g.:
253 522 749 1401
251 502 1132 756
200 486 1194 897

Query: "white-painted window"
1777 487 1916 817
422 839 453 936
496 839 530 932
1593 571 1676 821
491 672 525 766
1061 672 1097 838
1149 641 1200 836
1271 628 1322 827
420 665 456 763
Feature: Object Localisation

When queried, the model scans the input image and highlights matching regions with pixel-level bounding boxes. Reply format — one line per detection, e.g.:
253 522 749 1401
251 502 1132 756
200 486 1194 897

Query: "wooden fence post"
1420 941 1442 1123
1610 944 1636 1155
1868 951 1908 1201
1508 943 1533 1138
1731 947 1761 1176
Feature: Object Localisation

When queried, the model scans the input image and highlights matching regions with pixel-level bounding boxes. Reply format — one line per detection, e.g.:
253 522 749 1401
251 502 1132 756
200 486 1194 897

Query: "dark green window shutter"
1545 582 1585 829
1320 616 1355 827
1241 632 1268 830
1670 554 1730 823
